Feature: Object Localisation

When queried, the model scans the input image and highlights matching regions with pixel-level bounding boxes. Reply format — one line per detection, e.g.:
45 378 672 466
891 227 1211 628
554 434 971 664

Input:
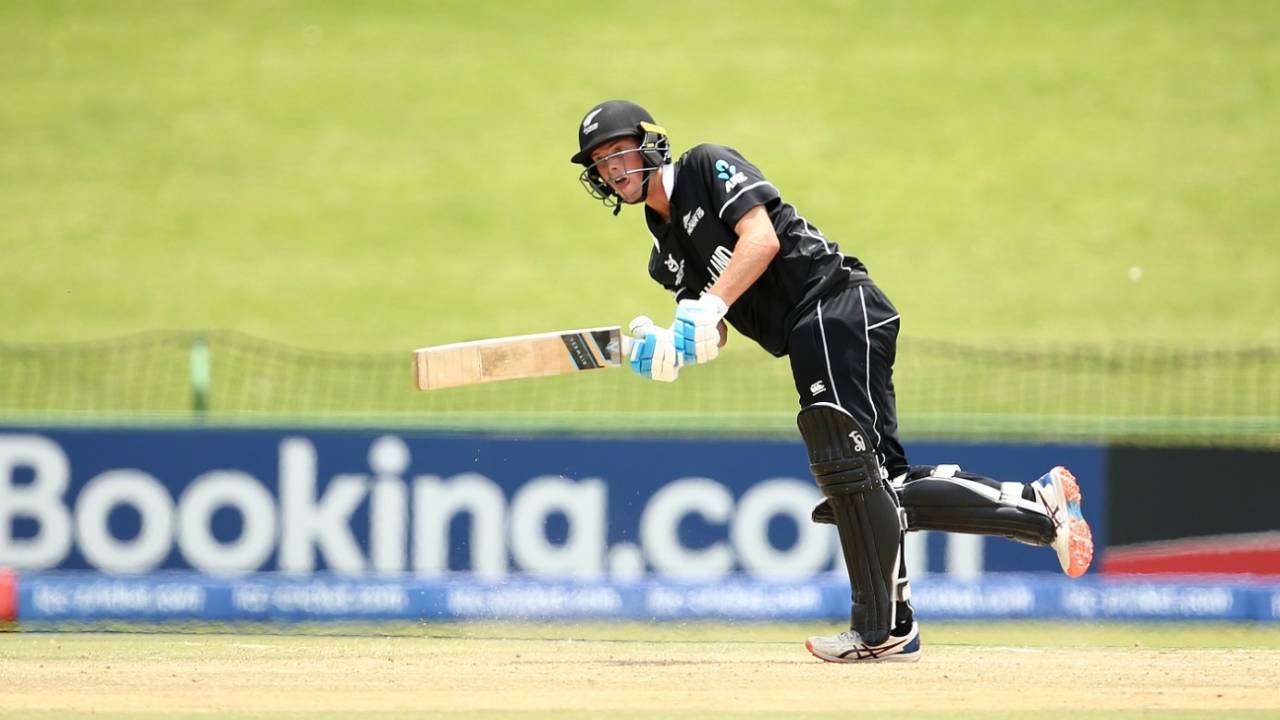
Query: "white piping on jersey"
717 181 776 219
867 314 900 331
708 177 855 283
859 286 883 449
794 213 831 252
792 210 856 280
815 299 843 408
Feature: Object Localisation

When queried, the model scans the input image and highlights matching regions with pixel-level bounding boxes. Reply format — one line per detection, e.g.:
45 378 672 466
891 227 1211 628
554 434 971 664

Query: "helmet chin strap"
638 165 654 201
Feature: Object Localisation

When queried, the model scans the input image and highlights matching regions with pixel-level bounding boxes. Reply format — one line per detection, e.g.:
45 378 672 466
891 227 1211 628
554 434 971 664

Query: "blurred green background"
3 0 1277 350
1 1 1277 440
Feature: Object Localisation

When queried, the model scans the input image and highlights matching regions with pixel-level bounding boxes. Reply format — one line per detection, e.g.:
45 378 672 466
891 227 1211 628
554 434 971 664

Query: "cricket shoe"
805 622 922 664
1033 466 1094 577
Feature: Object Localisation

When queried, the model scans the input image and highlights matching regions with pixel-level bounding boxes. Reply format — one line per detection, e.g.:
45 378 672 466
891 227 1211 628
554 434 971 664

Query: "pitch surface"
3 622 1278 718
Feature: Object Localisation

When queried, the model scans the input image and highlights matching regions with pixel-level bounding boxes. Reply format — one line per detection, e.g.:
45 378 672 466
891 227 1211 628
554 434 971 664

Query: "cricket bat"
413 326 633 390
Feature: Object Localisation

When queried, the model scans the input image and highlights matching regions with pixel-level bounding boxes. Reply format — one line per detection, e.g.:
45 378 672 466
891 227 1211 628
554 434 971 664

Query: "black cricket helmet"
572 100 670 212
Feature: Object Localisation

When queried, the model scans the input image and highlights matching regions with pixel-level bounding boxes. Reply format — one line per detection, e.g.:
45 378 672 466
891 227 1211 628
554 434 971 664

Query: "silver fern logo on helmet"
581 107 604 135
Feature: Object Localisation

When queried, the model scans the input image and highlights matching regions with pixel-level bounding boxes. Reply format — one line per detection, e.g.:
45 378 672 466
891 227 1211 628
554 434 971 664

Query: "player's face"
589 137 646 203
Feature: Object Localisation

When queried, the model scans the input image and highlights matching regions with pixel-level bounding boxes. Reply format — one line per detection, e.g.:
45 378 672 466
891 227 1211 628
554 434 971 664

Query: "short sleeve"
685 144 781 228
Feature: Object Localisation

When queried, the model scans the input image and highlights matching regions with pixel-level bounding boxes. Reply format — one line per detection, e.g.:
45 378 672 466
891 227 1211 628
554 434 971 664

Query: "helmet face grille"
578 165 619 208
578 145 651 209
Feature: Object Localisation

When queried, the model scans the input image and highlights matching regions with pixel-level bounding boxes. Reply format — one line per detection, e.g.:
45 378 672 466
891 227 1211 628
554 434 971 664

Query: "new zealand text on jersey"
703 245 732 293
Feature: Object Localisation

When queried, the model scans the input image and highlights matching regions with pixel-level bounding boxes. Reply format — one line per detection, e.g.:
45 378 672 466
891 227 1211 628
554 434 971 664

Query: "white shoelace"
837 630 863 644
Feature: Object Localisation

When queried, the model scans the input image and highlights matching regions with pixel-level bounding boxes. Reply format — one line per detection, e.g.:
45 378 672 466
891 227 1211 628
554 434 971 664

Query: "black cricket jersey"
643 144 870 357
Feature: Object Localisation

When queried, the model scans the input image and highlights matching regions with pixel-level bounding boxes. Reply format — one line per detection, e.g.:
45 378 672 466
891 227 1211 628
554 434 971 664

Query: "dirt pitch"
2 623 1279 719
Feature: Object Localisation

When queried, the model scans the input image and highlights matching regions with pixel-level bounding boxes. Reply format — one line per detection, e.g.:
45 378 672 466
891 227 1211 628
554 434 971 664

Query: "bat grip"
619 332 686 367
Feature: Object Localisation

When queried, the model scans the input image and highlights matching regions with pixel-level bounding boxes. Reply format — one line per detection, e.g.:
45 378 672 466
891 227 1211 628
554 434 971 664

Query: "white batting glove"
627 315 680 382
672 293 727 365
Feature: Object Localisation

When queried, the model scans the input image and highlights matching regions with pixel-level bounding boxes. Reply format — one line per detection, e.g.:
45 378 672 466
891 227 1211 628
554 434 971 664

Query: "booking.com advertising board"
2 428 1277 623
1 428 1100 577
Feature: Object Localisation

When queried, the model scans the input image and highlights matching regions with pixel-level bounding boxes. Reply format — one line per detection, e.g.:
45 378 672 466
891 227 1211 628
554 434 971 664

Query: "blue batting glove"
627 315 680 382
672 293 728 365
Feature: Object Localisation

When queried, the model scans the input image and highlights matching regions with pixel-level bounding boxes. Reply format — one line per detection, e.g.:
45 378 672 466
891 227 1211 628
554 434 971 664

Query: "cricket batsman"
572 100 1094 663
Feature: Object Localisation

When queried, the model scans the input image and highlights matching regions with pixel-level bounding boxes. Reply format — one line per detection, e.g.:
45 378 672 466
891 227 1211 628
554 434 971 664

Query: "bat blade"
413 326 628 390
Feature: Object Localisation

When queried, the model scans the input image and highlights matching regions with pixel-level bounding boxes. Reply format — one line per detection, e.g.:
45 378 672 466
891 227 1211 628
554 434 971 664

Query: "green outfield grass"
2 0 1277 354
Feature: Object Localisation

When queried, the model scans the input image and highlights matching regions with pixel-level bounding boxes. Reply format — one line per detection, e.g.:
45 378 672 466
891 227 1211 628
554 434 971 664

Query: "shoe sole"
1051 466 1094 578
804 638 923 664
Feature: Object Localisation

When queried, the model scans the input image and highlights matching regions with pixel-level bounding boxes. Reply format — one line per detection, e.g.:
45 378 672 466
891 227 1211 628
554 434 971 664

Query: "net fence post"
190 335 210 420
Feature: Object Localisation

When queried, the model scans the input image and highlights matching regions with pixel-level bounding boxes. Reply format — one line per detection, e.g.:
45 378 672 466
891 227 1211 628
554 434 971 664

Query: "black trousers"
788 281 916 631
788 282 908 479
